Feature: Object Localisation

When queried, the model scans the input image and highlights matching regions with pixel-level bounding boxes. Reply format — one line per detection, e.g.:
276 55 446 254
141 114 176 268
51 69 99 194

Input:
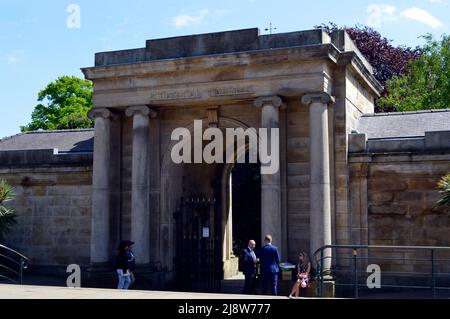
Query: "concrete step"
221 273 299 296
221 274 245 294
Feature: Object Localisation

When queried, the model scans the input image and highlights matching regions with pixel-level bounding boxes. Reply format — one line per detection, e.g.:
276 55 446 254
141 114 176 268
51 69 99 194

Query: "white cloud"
171 9 209 29
401 7 443 29
428 0 445 3
2 49 27 64
366 4 397 28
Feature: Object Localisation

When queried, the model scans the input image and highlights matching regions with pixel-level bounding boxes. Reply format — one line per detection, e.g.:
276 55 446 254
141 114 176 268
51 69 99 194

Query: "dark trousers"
261 273 278 296
243 273 256 294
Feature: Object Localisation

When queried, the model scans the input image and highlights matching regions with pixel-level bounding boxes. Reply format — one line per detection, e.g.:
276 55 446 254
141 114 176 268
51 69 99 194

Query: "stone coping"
349 130 450 154
0 149 93 167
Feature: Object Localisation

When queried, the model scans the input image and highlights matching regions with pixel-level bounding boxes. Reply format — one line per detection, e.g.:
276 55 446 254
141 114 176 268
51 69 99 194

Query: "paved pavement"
0 284 289 299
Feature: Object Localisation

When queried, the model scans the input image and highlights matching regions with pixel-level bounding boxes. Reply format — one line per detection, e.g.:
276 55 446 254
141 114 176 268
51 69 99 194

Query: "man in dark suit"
241 239 258 294
259 235 280 296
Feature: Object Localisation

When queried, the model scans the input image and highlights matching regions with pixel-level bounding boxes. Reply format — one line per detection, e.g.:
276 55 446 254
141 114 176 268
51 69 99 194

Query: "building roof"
0 129 94 153
356 109 450 139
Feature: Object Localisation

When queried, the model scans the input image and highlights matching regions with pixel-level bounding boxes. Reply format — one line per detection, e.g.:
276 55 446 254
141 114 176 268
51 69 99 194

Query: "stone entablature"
82 29 381 109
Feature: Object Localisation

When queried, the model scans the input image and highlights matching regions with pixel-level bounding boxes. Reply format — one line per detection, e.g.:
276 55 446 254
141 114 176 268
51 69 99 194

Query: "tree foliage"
0 180 16 242
378 34 450 111
21 76 93 132
317 23 421 112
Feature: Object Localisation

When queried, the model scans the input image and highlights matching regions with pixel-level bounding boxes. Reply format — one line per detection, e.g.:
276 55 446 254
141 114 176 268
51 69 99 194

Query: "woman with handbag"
289 252 311 298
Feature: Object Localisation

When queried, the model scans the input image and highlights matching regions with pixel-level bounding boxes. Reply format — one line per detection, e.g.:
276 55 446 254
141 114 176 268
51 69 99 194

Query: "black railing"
314 244 450 298
0 244 28 285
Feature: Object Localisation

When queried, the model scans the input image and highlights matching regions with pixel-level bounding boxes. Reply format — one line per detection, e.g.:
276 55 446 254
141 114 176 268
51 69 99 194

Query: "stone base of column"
131 270 175 290
321 280 336 298
223 257 239 279
84 266 116 289
133 264 157 273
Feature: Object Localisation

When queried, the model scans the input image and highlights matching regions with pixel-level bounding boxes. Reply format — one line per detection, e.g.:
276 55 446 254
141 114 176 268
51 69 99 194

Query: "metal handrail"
0 244 29 285
313 244 450 299
315 244 450 252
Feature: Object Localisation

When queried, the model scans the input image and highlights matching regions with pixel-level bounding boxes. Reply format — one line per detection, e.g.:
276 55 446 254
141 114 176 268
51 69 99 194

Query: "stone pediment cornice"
83 44 337 79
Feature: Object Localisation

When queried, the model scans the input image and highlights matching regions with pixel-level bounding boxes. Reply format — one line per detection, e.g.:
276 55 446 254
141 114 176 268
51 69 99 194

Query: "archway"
231 162 261 257
220 146 262 280
160 117 262 288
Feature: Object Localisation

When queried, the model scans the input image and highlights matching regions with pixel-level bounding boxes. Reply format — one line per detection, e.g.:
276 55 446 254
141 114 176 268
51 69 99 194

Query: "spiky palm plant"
0 180 16 241
437 173 450 211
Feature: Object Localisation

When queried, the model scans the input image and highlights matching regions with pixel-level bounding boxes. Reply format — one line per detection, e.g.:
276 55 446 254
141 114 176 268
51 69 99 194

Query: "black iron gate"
174 197 222 292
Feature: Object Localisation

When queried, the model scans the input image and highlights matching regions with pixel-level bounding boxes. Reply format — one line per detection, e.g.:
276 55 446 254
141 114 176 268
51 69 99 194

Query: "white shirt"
249 247 257 263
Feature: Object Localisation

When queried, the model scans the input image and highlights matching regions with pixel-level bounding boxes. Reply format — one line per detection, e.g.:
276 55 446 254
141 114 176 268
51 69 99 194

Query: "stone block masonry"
0 158 92 268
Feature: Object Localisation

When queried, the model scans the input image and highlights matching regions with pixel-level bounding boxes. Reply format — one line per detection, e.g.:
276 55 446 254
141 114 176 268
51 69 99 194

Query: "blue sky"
0 0 448 138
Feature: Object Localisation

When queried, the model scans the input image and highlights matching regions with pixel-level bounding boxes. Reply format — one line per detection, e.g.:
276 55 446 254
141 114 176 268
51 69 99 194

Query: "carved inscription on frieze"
149 86 253 101
208 86 252 97
149 89 201 101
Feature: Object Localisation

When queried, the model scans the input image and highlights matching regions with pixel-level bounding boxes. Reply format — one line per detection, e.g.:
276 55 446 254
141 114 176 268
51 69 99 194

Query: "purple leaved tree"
317 23 421 112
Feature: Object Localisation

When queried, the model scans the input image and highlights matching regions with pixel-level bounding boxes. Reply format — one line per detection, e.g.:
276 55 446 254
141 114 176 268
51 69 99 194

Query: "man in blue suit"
259 235 280 296
241 239 258 294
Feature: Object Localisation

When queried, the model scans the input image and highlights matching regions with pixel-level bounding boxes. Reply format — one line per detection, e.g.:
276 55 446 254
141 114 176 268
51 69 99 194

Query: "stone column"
88 108 114 266
301 92 334 270
125 105 156 267
254 96 283 258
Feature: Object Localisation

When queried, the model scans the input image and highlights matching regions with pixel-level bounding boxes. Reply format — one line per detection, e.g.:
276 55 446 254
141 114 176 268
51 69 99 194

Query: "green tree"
378 34 450 111
21 76 94 132
436 173 450 211
0 180 16 242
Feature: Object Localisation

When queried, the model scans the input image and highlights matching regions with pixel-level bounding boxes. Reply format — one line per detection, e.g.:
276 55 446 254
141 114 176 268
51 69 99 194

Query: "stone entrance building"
1 28 449 289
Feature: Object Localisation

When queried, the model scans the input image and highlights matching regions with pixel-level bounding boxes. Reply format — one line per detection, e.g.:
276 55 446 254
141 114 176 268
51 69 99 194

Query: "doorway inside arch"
231 162 261 257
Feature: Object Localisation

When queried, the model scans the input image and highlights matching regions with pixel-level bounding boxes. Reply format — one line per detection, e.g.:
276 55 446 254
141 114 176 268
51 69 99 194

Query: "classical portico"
82 28 381 288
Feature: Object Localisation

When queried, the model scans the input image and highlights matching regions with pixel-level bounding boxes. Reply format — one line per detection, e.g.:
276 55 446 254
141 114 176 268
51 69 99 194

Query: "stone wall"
332 66 350 250
0 165 92 267
332 66 377 255
349 152 450 273
286 99 311 259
